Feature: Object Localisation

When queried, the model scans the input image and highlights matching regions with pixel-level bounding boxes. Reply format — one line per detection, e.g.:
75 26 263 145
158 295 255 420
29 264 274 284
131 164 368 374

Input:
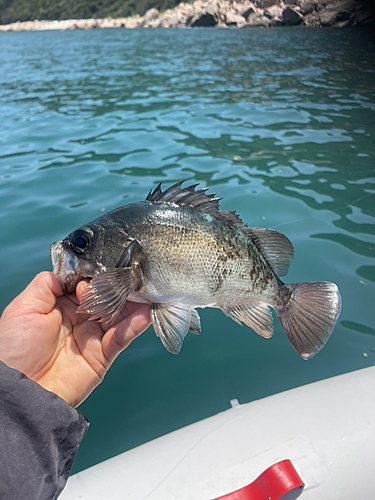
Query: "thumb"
5 272 63 318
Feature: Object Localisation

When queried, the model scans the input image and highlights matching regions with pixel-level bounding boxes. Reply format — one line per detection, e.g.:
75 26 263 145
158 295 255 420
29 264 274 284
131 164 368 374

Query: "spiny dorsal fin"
146 181 245 228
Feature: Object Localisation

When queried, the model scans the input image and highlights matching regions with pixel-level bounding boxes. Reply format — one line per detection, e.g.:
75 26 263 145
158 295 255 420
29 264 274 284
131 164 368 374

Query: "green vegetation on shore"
0 0 191 25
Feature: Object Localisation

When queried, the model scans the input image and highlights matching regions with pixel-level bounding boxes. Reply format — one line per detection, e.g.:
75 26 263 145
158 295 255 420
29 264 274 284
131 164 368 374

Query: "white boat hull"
61 366 375 499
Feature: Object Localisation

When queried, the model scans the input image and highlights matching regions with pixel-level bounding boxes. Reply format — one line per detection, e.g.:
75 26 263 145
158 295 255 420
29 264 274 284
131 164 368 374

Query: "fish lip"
51 241 65 276
50 241 93 294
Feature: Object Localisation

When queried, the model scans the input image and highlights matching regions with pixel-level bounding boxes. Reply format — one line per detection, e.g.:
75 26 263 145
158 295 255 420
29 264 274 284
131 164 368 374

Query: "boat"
60 366 375 499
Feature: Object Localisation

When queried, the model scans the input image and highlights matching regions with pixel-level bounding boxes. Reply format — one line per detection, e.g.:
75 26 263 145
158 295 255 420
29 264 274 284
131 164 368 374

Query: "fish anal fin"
221 302 273 339
243 227 294 278
150 304 200 354
77 268 134 323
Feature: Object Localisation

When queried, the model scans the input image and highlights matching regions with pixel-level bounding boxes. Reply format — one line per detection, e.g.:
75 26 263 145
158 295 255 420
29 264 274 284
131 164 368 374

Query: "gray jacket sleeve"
0 360 89 500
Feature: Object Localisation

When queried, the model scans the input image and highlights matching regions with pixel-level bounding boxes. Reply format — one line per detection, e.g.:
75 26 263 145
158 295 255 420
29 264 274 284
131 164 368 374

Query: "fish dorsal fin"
243 227 294 278
146 181 246 228
146 181 220 212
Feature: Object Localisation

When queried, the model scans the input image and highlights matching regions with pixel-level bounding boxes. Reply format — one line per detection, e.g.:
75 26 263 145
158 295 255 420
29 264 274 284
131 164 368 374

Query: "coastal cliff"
0 0 373 31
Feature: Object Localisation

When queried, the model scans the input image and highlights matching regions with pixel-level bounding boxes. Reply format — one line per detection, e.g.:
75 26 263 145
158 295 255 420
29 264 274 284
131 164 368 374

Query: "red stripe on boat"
213 459 304 500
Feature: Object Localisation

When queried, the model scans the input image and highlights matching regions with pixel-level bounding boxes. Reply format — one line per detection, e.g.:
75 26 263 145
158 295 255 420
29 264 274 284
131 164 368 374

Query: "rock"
190 12 216 27
326 0 354 11
175 2 195 22
157 7 187 28
319 10 338 26
162 14 180 28
225 11 247 26
143 8 159 22
282 7 303 25
317 0 355 26
206 2 220 17
333 19 350 27
300 2 314 15
316 0 356 26
244 13 271 26
264 5 283 19
284 0 297 4
254 0 276 8
302 11 321 26
336 10 351 22
241 2 257 19
122 16 141 29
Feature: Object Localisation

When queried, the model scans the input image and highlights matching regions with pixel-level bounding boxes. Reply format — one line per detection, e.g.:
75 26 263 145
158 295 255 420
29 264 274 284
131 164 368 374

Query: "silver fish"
51 181 341 359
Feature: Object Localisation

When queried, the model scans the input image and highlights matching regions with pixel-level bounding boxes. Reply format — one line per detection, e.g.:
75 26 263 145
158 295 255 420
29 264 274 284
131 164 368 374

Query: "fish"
51 181 341 359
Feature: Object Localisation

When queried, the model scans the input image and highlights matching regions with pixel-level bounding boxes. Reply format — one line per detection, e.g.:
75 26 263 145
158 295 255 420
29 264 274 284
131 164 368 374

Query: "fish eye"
70 228 93 254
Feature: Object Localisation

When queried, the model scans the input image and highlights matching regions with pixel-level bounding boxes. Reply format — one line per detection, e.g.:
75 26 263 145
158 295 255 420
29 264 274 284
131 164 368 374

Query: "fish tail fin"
276 282 341 360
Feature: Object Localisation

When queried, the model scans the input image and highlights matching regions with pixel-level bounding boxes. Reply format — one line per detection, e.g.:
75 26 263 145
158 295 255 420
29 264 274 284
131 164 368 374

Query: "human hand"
0 272 151 407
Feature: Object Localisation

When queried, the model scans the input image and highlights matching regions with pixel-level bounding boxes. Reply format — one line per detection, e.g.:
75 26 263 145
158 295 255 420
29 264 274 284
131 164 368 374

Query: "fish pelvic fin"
221 302 274 339
189 308 201 335
276 282 341 360
150 304 201 354
77 268 134 323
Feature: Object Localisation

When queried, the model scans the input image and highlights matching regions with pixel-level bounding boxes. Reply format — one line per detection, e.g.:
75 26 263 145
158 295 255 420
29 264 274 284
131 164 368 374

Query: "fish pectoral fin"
221 302 274 339
77 268 134 323
150 304 200 354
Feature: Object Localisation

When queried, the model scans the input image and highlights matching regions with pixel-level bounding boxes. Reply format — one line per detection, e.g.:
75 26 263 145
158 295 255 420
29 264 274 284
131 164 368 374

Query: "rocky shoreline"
0 0 373 32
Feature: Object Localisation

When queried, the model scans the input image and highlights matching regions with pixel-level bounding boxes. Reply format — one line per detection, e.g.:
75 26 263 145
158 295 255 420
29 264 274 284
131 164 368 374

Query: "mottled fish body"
51 182 341 359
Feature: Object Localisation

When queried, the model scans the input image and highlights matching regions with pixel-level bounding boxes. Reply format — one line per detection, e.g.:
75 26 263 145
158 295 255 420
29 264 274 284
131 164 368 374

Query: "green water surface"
0 27 374 474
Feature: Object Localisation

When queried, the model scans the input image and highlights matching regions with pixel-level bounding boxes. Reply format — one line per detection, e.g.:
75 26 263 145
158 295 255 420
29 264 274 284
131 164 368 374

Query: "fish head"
51 221 130 294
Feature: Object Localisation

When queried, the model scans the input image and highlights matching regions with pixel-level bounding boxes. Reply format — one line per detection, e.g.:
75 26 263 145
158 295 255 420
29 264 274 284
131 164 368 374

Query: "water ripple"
1 27 375 474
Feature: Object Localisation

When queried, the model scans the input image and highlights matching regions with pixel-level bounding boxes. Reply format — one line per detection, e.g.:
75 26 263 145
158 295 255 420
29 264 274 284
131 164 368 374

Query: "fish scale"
132 206 274 306
51 181 341 359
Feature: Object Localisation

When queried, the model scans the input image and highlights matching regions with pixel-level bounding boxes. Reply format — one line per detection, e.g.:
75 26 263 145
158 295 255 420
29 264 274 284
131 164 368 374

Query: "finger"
101 304 151 364
76 279 91 301
67 279 91 307
11 272 64 316
109 300 151 326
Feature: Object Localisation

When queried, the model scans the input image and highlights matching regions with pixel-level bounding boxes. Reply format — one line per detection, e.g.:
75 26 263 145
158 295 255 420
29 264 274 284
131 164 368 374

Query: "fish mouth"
50 241 93 294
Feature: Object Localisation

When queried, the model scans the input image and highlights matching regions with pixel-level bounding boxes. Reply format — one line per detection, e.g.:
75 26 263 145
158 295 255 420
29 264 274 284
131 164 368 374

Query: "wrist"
36 378 79 408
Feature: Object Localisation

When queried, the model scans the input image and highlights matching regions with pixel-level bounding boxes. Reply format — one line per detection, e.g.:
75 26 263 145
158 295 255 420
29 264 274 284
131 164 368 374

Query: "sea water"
0 27 374 474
